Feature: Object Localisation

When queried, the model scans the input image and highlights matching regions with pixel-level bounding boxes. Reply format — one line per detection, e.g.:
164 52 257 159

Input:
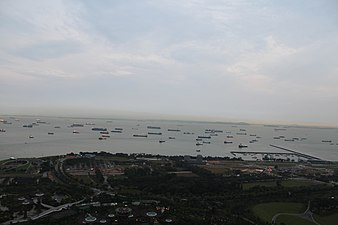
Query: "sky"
1 0 338 125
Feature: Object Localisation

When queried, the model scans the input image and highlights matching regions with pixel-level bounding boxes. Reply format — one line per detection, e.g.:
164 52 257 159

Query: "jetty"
231 145 322 161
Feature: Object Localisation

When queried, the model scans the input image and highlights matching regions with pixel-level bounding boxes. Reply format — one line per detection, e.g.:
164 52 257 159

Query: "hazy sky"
1 0 338 125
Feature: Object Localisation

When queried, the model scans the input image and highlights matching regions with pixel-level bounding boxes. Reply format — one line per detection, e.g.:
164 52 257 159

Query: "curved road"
271 201 320 225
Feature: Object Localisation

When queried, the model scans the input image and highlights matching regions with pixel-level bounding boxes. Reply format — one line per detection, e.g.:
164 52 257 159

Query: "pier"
269 145 321 160
231 145 322 161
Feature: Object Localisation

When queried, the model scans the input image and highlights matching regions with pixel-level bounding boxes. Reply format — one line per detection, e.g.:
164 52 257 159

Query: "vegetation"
1 153 338 225
276 215 316 225
315 213 338 225
252 202 305 223
243 179 323 190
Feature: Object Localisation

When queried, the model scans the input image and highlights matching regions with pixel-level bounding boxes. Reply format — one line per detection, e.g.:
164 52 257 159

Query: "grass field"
275 215 316 225
252 202 305 223
315 213 338 225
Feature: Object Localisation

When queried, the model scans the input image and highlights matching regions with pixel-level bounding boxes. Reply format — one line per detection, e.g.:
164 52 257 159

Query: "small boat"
98 137 106 140
101 134 110 138
224 140 233 144
227 135 234 138
159 140 165 143
196 138 202 141
0 129 5 132
203 141 211 144
73 130 79 134
322 140 332 143
100 131 109 134
238 144 248 148
29 135 34 138
168 137 175 139
48 132 54 135
70 124 84 127
196 142 203 146
54 126 61 128
196 149 201 152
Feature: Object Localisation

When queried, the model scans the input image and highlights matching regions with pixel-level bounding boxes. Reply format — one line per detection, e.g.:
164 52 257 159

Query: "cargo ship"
92 128 107 131
133 134 148 138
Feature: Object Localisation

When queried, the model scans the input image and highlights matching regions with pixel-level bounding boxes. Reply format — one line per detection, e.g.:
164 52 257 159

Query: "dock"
231 145 322 161
269 145 321 160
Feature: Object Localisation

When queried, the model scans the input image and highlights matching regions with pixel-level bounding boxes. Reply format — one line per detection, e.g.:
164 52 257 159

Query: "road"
271 201 320 225
1 199 84 225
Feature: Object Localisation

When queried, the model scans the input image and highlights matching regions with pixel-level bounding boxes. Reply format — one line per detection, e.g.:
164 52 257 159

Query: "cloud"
1 0 338 124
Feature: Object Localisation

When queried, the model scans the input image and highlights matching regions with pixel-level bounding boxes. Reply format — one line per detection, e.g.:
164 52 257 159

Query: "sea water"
0 116 337 161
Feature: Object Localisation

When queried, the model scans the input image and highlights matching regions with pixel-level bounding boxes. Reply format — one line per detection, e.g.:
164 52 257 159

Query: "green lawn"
276 215 316 225
282 179 322 188
315 213 338 225
252 202 305 223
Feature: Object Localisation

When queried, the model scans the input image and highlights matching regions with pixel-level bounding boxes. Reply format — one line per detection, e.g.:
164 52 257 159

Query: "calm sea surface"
0 116 338 161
